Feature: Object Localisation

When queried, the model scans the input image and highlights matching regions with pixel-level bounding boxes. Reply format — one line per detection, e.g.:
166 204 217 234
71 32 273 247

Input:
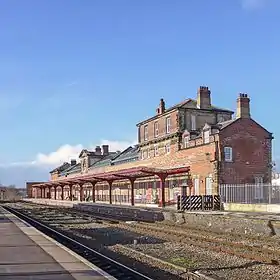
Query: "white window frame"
224 147 233 162
204 130 210 144
144 125 148 141
154 122 159 138
254 176 264 200
184 136 189 148
165 143 170 154
154 144 159 156
191 114 196 130
147 148 150 158
166 116 171 134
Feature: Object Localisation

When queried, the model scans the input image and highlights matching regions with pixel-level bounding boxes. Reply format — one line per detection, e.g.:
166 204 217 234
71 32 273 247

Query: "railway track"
5 203 220 280
3 205 155 280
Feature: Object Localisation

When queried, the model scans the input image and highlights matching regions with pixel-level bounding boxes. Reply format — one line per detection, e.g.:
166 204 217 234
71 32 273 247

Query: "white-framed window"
154 144 159 156
204 130 210 144
154 122 159 137
224 147 233 162
166 116 171 134
165 143 170 154
147 148 150 158
144 125 148 141
194 178 199 195
184 136 189 148
254 176 264 199
191 114 196 130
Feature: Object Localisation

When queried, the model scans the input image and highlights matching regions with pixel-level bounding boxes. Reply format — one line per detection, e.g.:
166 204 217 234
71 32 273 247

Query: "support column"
43 187 46 199
92 182 96 203
129 178 135 206
158 174 168 207
61 186 64 200
108 180 113 204
40 187 43 198
48 187 51 199
54 186 57 200
70 185 73 201
80 185 84 202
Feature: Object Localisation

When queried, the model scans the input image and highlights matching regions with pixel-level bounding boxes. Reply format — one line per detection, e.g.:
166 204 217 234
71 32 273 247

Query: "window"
166 116 171 134
184 136 189 148
154 122 159 137
154 145 159 156
194 178 199 195
204 130 210 144
147 149 150 158
165 143 170 154
144 125 148 141
191 114 196 130
224 147 233 162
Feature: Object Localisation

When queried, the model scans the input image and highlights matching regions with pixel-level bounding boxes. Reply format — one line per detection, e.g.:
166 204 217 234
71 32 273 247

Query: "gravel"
8 202 280 280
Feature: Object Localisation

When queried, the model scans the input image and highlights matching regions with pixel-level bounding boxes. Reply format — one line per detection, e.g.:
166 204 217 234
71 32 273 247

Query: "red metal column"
108 181 113 204
54 186 57 200
70 185 73 201
48 187 51 199
130 178 135 206
92 182 96 203
158 174 168 207
61 186 64 200
80 185 84 201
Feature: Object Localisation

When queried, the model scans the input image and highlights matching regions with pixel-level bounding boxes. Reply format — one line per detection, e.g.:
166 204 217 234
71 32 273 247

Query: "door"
194 179 200 195
205 177 212 195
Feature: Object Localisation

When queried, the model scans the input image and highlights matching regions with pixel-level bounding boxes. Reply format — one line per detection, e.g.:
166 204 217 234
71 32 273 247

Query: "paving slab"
0 207 114 280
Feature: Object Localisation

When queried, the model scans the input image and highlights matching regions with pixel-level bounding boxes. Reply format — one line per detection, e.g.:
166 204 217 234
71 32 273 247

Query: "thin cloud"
1 139 137 168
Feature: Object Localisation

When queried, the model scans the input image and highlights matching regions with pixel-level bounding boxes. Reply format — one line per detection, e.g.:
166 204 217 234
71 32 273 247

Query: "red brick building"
29 86 273 206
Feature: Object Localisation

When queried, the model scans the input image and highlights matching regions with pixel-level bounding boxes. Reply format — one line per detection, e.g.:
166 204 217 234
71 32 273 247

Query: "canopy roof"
33 166 190 188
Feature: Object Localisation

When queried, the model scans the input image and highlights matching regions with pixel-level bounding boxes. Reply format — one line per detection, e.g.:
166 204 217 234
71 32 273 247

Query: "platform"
0 206 114 280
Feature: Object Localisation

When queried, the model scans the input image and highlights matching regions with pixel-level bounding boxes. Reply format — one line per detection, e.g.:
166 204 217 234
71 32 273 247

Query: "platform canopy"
33 166 191 188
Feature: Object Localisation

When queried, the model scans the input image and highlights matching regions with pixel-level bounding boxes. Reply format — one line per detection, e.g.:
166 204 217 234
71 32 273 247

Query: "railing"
177 195 221 211
219 183 280 204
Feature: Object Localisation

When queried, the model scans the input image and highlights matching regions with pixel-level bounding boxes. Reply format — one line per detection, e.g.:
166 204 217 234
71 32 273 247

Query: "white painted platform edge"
1 207 117 280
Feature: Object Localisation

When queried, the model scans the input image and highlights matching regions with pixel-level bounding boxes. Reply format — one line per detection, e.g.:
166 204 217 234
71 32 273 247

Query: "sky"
0 0 279 186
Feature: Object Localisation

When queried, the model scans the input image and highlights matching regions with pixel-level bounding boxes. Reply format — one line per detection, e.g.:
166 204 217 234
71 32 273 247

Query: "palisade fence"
219 183 280 204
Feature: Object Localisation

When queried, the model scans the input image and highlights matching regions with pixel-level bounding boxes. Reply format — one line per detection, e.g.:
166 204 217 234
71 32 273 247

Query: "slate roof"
112 145 139 165
90 152 120 168
59 163 81 177
137 98 234 126
49 162 70 174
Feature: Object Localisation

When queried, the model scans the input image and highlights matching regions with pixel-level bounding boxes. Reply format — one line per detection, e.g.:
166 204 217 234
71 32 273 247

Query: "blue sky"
0 0 279 186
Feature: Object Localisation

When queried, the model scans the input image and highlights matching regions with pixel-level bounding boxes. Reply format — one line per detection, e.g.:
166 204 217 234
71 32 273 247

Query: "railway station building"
29 86 273 207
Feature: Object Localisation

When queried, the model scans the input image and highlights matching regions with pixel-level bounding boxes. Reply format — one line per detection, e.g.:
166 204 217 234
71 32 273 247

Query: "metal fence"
219 183 280 204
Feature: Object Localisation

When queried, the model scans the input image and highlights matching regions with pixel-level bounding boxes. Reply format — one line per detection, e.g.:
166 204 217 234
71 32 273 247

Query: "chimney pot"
95 146 102 155
70 159 76 166
102 145 109 155
197 85 211 109
236 93 250 119
157 98 165 114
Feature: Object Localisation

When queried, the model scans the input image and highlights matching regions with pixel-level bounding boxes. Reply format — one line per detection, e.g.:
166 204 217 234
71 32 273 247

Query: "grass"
169 257 196 268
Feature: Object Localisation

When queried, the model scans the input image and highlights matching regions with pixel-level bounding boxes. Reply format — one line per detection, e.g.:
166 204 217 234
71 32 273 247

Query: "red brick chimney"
102 145 109 155
156 98 165 115
236 93 250 119
197 86 211 109
95 146 102 155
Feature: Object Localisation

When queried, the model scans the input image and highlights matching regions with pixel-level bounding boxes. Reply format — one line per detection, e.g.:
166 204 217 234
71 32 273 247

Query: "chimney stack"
102 145 109 155
70 159 76 166
156 98 165 115
197 86 211 109
95 146 102 155
236 93 250 119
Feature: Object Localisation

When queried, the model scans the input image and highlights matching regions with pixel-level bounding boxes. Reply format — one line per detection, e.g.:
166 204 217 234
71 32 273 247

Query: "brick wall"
26 182 44 198
219 118 272 184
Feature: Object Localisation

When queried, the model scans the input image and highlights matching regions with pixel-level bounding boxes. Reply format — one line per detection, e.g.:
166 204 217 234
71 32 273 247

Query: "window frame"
204 130 210 144
154 121 159 138
191 114 196 130
144 125 148 141
224 146 233 162
184 136 189 148
166 116 171 134
154 144 159 156
165 143 171 154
